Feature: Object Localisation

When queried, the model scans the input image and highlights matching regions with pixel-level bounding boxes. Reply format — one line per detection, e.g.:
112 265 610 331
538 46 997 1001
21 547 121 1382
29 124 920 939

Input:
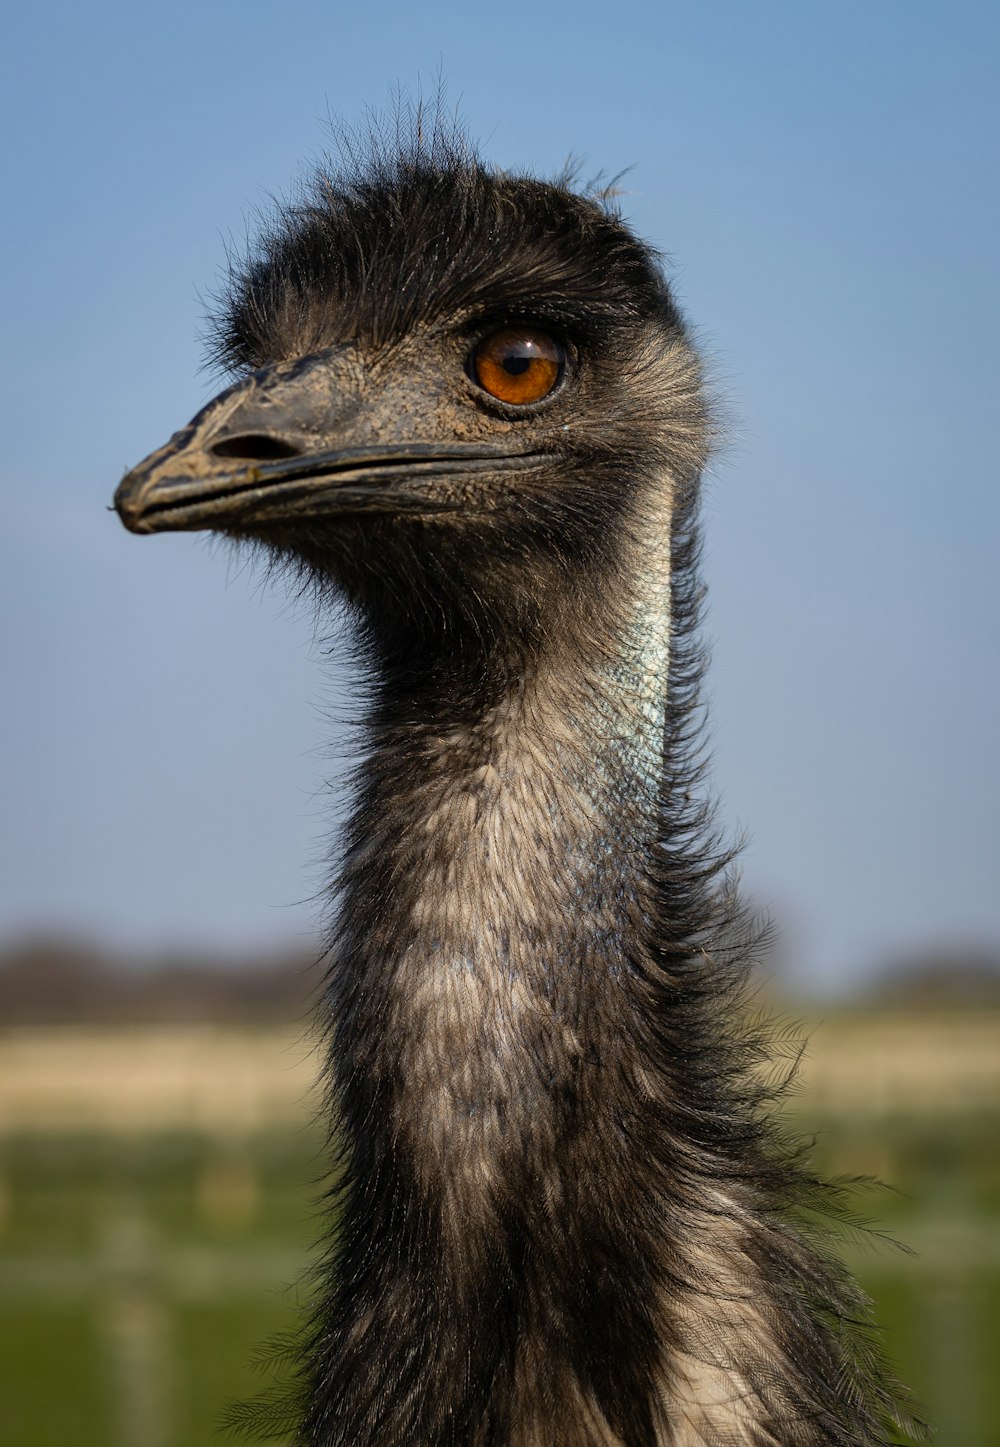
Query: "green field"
1 1019 998 1445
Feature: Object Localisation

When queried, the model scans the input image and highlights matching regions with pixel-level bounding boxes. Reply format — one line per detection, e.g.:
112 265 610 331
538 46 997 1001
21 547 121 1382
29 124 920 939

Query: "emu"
115 124 917 1446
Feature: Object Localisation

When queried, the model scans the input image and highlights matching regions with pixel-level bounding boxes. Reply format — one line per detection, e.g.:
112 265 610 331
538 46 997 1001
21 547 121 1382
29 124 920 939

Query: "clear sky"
1 0 997 991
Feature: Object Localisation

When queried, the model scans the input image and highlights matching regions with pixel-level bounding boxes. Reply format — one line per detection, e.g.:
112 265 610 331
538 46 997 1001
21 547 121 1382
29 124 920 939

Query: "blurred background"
1 1 997 1443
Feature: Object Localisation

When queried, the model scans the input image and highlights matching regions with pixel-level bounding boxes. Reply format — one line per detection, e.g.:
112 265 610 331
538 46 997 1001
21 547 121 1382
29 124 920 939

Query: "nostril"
211 434 303 461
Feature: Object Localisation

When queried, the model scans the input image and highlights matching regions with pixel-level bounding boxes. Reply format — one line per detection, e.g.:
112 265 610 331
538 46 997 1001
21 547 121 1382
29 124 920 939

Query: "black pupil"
503 351 532 375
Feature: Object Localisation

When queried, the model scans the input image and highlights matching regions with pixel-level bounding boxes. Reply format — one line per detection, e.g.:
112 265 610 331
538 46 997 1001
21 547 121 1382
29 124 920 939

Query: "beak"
114 356 543 536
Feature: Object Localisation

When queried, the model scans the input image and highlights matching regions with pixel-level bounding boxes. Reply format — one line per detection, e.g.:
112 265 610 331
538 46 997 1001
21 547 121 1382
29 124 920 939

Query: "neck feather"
376 510 672 1198
296 484 903 1447
332 483 674 1176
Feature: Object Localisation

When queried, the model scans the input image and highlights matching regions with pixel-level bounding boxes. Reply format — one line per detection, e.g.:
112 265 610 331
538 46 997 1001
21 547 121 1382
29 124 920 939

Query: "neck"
299 501 898 1447
363 525 672 1215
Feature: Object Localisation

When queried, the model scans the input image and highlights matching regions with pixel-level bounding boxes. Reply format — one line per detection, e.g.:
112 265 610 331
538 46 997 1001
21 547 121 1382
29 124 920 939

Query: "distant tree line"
0 934 997 1024
0 936 324 1024
867 944 1000 1007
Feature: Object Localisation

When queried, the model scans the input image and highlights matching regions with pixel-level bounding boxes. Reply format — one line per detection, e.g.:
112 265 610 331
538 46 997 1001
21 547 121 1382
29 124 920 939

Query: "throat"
335 552 673 1216
312 529 841 1446
312 526 692 1444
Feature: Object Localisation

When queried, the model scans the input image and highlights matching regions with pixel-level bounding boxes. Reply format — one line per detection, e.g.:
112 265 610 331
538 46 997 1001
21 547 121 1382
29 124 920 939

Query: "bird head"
115 135 708 659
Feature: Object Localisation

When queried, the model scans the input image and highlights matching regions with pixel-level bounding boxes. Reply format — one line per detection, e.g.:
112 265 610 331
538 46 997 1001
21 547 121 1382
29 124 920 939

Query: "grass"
1 1016 998 1445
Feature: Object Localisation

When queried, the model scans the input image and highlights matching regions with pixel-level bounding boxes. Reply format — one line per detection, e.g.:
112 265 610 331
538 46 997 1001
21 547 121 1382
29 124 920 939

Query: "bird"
115 114 921 1447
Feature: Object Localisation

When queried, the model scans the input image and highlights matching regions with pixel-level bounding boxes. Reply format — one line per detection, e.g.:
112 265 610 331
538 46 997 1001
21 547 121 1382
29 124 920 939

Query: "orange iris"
471 327 563 405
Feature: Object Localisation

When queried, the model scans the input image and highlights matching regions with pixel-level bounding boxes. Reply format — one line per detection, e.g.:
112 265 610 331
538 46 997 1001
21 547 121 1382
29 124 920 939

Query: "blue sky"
1 0 997 991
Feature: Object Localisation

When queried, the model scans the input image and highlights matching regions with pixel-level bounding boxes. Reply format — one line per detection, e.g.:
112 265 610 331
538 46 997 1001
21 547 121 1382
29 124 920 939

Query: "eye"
470 327 564 405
